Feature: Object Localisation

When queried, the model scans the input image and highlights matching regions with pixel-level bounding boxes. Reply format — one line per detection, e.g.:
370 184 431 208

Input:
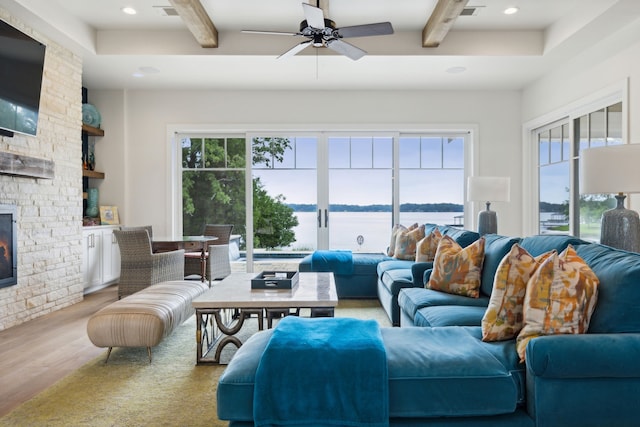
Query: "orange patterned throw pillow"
516 245 599 362
415 229 443 262
393 224 425 260
481 244 555 342
427 235 486 298
387 224 407 257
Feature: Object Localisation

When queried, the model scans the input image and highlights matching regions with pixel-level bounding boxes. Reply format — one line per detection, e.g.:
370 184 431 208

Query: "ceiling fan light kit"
242 1 393 61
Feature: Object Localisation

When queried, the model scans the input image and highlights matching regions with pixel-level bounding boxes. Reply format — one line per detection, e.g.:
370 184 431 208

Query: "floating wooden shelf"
82 123 104 137
82 170 104 179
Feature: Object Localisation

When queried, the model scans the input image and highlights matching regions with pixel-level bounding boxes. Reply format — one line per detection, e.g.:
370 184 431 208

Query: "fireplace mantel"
0 151 54 179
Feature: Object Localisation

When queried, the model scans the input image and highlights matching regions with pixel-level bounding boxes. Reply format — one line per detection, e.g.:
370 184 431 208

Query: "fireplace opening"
0 204 17 288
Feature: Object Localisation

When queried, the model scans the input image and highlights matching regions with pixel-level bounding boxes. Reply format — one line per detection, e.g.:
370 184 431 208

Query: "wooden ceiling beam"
422 0 469 48
168 0 218 48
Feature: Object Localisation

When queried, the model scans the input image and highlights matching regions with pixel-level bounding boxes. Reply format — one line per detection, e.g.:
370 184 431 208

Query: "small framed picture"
99 206 119 225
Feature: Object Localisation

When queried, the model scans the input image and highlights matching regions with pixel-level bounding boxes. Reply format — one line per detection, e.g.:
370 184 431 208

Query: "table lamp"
467 176 510 235
579 143 640 252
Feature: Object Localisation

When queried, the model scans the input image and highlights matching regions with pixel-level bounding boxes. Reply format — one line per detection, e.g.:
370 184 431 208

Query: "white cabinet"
82 225 120 293
102 227 121 284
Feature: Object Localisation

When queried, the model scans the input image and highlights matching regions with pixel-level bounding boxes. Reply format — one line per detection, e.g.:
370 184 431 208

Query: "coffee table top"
192 272 338 309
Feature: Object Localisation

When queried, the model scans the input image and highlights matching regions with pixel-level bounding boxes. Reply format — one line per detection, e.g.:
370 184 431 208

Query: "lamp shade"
467 177 511 202
580 144 640 194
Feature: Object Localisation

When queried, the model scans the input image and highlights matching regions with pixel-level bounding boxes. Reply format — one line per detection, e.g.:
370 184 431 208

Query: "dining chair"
114 229 185 299
184 224 233 284
120 225 153 240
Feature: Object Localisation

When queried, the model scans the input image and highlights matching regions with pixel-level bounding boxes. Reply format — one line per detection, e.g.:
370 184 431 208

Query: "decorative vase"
86 188 99 217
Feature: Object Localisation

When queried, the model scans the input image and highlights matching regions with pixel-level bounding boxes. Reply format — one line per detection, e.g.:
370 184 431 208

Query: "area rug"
0 300 390 427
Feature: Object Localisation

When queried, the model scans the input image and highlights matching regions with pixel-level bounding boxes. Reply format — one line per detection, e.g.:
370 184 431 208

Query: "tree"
579 193 615 225
181 136 299 250
253 177 298 249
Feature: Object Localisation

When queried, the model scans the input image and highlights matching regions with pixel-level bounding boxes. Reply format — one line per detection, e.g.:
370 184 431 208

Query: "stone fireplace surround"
0 8 85 331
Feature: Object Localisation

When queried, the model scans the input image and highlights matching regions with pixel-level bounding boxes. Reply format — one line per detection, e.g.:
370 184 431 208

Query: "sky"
253 135 465 206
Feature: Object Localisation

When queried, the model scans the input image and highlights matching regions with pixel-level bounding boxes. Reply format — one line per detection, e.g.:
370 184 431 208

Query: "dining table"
152 236 218 282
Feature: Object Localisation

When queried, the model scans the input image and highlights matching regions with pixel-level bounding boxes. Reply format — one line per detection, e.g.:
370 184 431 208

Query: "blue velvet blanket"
253 316 389 427
311 250 354 275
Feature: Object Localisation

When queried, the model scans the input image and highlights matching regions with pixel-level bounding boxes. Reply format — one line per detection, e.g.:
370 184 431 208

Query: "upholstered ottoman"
87 280 208 362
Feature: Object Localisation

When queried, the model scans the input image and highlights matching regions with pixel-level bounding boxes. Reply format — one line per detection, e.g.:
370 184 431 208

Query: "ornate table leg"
196 307 264 365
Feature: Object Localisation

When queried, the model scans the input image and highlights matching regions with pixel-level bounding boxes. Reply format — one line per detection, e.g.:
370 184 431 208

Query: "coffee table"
192 272 338 364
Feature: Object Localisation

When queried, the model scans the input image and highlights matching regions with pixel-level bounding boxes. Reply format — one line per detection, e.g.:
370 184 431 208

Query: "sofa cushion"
376 259 415 277
351 253 389 275
480 234 522 297
427 236 485 298
380 268 413 295
394 223 425 260
440 227 480 248
398 287 490 323
414 305 486 327
519 234 589 257
416 228 442 262
576 243 640 334
482 244 554 342
382 326 521 418
516 246 599 362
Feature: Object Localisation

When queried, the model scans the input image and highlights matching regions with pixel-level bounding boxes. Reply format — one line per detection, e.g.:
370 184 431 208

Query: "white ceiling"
6 0 640 91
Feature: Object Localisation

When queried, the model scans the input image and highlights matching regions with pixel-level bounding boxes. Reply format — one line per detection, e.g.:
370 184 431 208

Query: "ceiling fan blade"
325 39 366 60
278 40 313 59
242 30 300 36
302 3 326 29
337 22 394 38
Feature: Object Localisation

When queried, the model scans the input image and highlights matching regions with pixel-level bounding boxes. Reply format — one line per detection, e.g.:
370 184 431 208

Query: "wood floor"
0 261 300 417
0 284 118 417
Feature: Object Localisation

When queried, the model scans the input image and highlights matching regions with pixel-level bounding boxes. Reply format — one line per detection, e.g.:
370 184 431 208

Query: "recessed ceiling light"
446 66 467 74
132 72 144 78
503 7 519 15
121 7 137 15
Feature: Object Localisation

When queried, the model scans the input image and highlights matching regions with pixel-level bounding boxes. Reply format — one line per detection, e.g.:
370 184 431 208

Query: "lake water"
280 211 568 252
285 211 462 252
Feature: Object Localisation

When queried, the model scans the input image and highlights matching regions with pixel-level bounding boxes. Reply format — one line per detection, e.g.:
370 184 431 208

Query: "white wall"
91 89 523 237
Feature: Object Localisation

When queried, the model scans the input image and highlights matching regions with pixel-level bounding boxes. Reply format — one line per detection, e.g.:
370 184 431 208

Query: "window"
180 135 246 241
536 101 623 240
576 103 622 242
398 136 465 227
538 123 570 234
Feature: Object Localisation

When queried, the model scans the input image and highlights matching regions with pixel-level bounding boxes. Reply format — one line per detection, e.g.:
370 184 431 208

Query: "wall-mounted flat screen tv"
0 19 46 137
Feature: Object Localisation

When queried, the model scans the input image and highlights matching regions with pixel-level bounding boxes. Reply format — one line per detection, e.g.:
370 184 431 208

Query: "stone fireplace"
0 8 84 331
0 204 16 288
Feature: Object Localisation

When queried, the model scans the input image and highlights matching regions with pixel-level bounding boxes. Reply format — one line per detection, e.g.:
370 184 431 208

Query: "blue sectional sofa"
217 228 640 426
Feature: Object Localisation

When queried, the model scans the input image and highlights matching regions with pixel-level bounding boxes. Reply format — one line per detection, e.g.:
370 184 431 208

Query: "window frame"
523 79 628 237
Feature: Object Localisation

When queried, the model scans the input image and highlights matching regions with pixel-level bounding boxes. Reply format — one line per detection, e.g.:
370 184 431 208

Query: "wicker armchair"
184 224 233 284
114 229 185 299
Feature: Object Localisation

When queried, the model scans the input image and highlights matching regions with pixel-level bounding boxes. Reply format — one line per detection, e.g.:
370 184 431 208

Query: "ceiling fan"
242 1 394 61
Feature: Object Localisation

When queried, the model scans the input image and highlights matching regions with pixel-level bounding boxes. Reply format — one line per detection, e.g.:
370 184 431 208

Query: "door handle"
324 209 328 228
317 209 322 228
